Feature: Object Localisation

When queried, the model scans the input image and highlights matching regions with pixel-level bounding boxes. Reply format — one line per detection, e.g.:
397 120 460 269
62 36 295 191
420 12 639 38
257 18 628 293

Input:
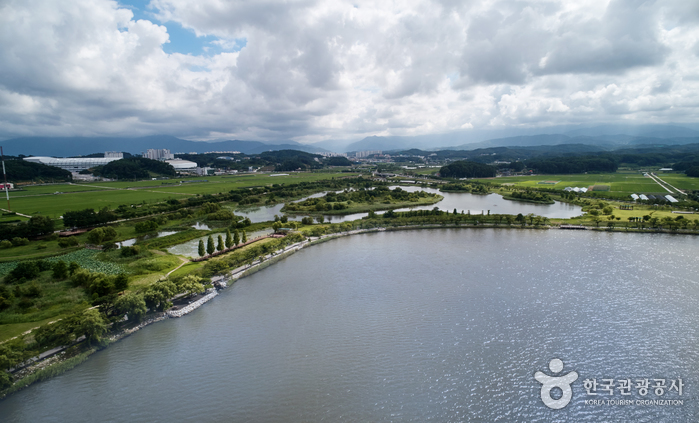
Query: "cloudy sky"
1 0 698 143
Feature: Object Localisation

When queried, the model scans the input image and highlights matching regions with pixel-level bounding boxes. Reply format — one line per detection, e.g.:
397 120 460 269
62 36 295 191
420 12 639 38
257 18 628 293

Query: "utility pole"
1 147 10 211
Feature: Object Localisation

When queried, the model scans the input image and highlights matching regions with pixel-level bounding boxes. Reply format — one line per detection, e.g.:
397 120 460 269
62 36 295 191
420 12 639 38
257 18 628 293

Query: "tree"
143 280 177 311
52 261 68 280
206 235 215 255
198 239 205 257
242 230 247 244
78 309 108 346
217 235 224 252
233 230 240 246
114 274 129 291
114 292 147 322
316 216 325 224
176 275 205 297
225 229 232 249
68 261 81 275
87 228 105 245
272 221 282 233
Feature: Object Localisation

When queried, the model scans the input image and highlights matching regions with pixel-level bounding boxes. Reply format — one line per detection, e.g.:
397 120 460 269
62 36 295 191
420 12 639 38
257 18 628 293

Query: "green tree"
225 229 232 249
198 239 205 257
68 261 81 275
206 235 215 255
272 221 282 233
114 274 129 292
114 292 147 322
78 309 108 346
0 343 26 389
242 230 247 244
217 235 224 252
176 275 205 297
52 261 68 280
143 280 177 311
233 230 240 246
86 228 105 245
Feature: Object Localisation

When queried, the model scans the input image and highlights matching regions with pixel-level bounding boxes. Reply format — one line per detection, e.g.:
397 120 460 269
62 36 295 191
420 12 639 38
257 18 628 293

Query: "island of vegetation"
501 189 555 204
281 186 442 215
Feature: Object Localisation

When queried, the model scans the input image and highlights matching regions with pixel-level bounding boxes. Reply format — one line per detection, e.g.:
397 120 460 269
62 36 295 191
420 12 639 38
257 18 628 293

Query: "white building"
143 149 174 160
164 159 197 170
23 155 121 171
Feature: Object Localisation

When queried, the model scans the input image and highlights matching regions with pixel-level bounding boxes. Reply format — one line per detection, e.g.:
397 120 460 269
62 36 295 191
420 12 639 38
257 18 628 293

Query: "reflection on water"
1 230 697 422
230 186 582 224
191 222 211 230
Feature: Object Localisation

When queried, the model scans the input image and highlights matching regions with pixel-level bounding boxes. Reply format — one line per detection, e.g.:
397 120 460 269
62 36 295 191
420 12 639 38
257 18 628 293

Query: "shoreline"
2 223 698 398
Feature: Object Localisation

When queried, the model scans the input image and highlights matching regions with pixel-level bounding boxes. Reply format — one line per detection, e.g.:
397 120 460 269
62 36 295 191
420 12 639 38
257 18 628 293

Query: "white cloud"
0 0 698 142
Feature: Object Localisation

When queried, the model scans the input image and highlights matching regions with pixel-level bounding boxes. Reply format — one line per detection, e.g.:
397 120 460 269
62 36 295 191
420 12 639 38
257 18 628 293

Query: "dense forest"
91 157 176 180
176 150 353 172
524 155 618 174
5 159 72 182
439 161 497 178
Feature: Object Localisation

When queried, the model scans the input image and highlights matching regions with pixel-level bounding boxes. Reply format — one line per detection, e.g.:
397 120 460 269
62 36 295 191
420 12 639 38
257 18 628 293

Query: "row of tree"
197 229 248 257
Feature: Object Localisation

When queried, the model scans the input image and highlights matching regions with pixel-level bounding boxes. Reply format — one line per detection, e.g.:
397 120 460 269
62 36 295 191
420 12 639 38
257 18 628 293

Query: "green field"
5 172 359 218
9 190 184 218
652 173 699 192
12 184 115 195
476 173 671 197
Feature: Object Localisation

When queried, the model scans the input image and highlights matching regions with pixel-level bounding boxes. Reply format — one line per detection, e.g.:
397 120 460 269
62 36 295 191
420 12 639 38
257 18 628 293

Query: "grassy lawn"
477 173 671 197
11 184 115 195
653 173 699 191
6 172 358 217
0 315 72 342
9 189 189 218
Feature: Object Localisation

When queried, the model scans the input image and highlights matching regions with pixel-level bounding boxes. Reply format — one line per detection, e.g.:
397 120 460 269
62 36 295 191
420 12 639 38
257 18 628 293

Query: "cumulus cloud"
0 0 697 142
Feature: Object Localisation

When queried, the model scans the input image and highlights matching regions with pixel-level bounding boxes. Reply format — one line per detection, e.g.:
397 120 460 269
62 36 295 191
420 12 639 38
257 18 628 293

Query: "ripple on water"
0 230 698 422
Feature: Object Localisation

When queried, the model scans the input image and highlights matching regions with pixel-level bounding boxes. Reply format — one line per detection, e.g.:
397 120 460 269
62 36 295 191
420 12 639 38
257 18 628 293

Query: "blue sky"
118 0 245 56
1 0 698 143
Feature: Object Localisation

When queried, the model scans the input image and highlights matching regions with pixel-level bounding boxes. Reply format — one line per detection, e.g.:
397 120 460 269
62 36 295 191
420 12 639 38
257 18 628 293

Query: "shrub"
120 245 141 257
58 237 79 248
11 237 29 246
134 220 159 233
0 240 12 249
207 210 235 221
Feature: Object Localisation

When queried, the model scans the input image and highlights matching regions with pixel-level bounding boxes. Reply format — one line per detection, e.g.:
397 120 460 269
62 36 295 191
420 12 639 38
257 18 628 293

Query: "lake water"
237 186 582 224
2 229 697 422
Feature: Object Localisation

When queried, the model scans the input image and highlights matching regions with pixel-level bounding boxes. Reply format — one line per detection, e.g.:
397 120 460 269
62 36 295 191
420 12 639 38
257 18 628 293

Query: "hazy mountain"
0 135 329 157
342 124 699 153
562 124 699 138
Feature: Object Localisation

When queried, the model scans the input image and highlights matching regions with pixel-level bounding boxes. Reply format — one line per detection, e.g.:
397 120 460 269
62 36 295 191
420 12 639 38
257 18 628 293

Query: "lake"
237 186 582 224
1 229 696 422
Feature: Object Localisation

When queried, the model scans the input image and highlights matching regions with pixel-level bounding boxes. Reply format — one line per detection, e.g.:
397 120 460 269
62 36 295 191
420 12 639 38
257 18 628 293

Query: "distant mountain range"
0 135 329 157
2 123 699 157
340 124 699 152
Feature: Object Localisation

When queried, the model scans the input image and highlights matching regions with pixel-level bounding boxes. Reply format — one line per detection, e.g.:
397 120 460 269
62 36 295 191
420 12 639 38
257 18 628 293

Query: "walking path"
646 173 674 194
650 173 685 195
0 208 31 218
